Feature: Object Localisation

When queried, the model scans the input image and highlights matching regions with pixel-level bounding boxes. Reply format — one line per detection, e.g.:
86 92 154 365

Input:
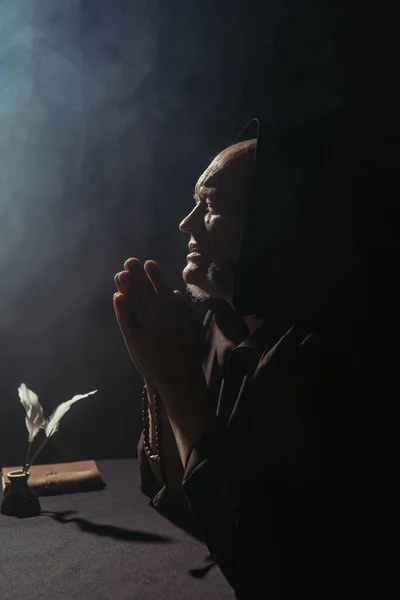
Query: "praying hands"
113 258 216 464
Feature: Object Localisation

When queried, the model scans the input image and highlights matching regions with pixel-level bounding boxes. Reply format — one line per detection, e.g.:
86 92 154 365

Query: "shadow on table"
41 510 173 543
42 510 219 580
149 506 219 579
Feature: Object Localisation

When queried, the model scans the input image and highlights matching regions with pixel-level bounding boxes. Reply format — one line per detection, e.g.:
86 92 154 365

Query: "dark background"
0 0 398 466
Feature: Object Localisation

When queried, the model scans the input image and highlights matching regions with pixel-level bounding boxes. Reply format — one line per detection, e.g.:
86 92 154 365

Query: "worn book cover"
1 460 106 496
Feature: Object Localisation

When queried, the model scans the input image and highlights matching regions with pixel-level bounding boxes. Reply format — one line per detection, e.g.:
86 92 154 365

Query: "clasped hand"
114 258 206 390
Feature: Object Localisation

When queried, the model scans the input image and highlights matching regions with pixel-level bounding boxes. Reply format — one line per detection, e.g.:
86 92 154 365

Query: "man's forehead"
194 143 255 197
195 173 216 194
195 160 226 193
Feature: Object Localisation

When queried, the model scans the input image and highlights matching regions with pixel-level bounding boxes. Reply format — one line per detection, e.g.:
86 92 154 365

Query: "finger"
124 258 158 311
114 271 126 295
113 292 140 360
123 257 141 271
116 271 131 295
113 292 137 333
144 261 175 298
117 270 151 323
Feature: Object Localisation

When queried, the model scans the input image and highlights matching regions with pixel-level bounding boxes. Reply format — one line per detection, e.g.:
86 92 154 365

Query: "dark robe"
138 293 388 598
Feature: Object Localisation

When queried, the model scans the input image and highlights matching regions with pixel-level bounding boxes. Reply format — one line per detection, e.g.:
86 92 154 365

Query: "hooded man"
113 121 389 598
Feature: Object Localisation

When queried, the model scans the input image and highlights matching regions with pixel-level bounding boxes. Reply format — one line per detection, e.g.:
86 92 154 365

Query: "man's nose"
179 205 203 233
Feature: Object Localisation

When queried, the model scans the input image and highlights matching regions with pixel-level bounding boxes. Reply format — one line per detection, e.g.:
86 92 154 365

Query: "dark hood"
232 113 397 320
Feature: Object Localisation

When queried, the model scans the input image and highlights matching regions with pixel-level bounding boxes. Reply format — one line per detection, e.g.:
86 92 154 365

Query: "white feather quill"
18 383 47 442
45 390 98 437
